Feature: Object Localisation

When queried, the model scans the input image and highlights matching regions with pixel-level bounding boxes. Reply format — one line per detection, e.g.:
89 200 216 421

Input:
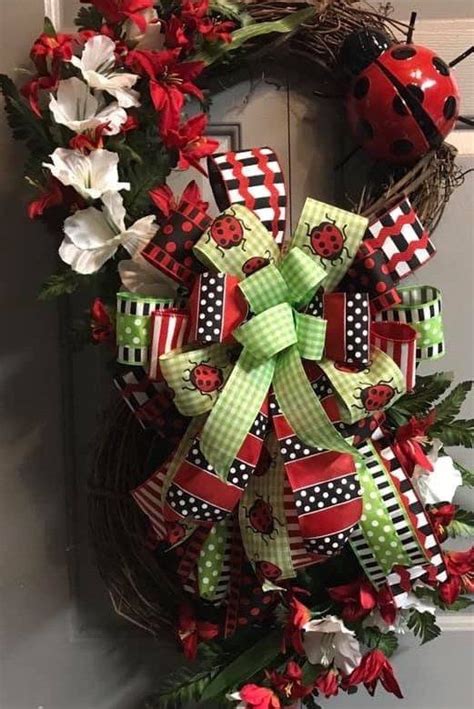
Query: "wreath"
2 2 474 708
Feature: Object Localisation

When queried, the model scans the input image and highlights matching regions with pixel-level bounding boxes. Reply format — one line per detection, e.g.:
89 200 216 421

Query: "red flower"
427 502 457 542
21 74 58 118
344 649 403 699
439 547 474 604
283 595 311 655
268 661 312 701
181 0 234 43
162 113 219 173
238 684 281 709
84 0 155 32
30 32 73 74
126 48 204 130
149 180 209 219
90 298 115 345
69 125 107 152
392 411 436 476
177 603 219 661
164 16 192 50
27 178 64 220
121 113 140 133
328 578 396 626
314 669 340 698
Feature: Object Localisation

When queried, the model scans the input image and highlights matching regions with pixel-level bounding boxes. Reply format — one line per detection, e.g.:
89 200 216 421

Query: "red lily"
328 578 396 626
30 32 73 74
162 113 219 173
149 180 209 219
282 595 311 655
238 684 281 709
392 411 436 476
27 178 64 220
21 74 58 118
314 669 340 698
69 125 107 152
90 298 115 346
344 649 403 698
83 0 155 32
267 661 312 701
439 547 474 604
427 502 457 542
164 16 192 51
181 0 234 43
177 603 219 661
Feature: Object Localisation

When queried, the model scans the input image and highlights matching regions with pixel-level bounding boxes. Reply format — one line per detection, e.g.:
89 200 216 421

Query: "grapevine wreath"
2 1 474 707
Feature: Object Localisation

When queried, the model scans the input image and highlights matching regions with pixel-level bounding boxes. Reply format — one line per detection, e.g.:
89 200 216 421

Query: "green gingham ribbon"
160 200 405 478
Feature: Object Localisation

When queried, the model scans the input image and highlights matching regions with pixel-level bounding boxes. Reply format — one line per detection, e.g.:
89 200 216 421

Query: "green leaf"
358 626 399 658
407 610 441 645
302 695 323 709
432 419 474 448
195 7 316 66
454 460 474 488
74 5 105 31
0 74 53 154
446 508 474 538
432 381 473 426
388 372 453 423
302 661 323 685
145 663 221 709
200 629 281 702
43 16 57 37
39 269 84 300
439 596 474 611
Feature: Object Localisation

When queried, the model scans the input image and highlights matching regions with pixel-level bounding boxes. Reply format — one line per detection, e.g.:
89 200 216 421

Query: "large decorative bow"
160 202 405 479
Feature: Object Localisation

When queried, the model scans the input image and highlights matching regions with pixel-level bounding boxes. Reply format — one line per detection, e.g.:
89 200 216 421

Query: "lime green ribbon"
160 201 405 479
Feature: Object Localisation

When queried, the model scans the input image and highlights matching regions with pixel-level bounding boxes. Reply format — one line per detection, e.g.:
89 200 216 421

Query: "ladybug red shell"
242 256 270 276
309 222 345 260
210 214 244 249
343 31 461 164
360 382 395 411
189 363 224 393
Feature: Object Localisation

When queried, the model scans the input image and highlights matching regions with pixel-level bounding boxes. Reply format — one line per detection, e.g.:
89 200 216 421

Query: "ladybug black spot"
391 46 416 60
444 95 457 120
353 76 370 99
393 95 409 116
433 56 450 76
391 138 414 156
356 119 374 141
407 84 424 103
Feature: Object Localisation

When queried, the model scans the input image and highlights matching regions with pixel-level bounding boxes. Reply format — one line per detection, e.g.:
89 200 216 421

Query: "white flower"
49 78 127 135
303 615 361 675
226 692 245 709
70 35 140 108
367 591 436 634
413 449 462 505
118 256 177 297
59 192 157 274
125 8 164 50
43 148 130 200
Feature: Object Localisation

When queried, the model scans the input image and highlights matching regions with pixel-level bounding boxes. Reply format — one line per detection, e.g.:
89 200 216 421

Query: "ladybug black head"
340 29 392 76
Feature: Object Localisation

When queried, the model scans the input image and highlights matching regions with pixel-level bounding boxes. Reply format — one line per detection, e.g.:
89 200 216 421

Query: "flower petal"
121 215 157 257
59 235 117 274
101 191 127 232
118 256 176 297
64 206 115 248
80 35 116 73
333 632 362 675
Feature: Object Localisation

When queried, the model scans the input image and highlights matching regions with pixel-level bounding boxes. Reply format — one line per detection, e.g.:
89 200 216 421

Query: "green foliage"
434 419 474 448
357 626 399 658
0 75 53 155
74 5 104 31
454 460 474 488
446 508 474 539
210 0 250 24
388 372 453 423
144 663 221 709
407 610 441 645
302 695 323 709
431 381 473 425
43 16 57 37
200 629 282 702
439 596 473 612
38 269 85 300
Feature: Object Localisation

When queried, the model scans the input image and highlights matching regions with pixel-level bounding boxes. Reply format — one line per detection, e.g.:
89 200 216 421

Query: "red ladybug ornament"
341 16 473 164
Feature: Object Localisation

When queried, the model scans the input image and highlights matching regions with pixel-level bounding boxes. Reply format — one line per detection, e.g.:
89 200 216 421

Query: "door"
0 2 472 708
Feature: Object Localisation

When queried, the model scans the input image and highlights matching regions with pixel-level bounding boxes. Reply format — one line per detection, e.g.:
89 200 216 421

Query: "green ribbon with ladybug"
160 199 406 479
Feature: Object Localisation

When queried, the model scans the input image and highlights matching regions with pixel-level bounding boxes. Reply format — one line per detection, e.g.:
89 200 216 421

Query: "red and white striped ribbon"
148 309 189 381
372 321 417 391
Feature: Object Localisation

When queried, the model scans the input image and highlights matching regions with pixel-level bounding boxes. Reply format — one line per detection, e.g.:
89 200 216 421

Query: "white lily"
49 77 127 135
70 35 140 108
43 148 130 201
59 192 157 274
412 445 462 505
303 615 361 675
124 8 164 50
367 591 436 634
118 256 177 297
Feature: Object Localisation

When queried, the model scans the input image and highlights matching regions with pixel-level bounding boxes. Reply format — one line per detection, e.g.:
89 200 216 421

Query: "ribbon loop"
278 247 326 306
294 313 327 360
238 264 289 314
234 303 297 361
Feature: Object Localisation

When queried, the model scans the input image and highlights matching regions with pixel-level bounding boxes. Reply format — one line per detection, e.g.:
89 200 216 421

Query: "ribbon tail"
272 345 354 454
200 349 275 478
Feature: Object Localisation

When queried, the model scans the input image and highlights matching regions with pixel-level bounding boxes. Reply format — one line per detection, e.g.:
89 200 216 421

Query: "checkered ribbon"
160 200 407 488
